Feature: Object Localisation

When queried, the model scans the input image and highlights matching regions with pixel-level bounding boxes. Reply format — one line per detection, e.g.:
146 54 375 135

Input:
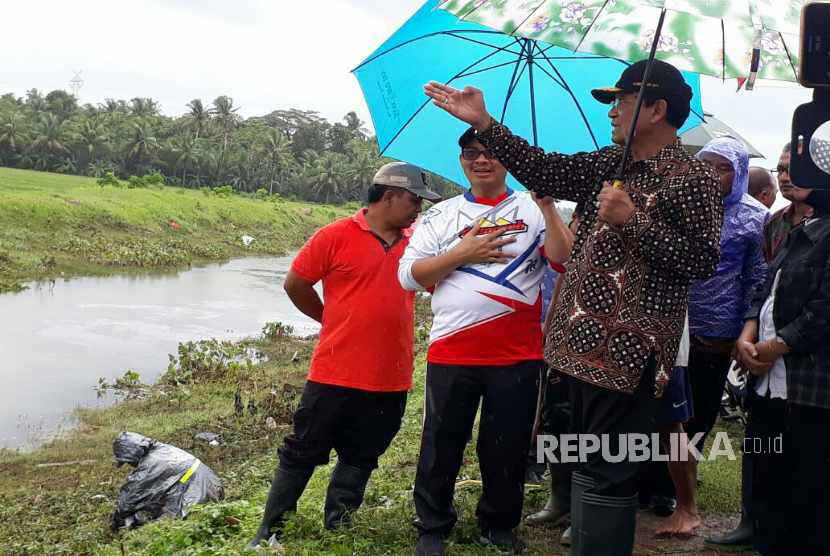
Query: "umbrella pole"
613 8 667 188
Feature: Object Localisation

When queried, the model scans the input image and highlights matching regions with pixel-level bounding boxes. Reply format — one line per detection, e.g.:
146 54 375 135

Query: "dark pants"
750 396 830 556
278 380 407 472
745 392 787 555
686 343 732 453
414 361 541 535
569 365 659 497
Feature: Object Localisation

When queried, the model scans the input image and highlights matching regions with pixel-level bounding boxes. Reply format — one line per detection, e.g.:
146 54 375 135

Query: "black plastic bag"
111 432 224 530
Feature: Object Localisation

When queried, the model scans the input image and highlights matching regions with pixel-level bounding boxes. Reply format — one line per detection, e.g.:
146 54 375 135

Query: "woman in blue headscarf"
680 136 767 534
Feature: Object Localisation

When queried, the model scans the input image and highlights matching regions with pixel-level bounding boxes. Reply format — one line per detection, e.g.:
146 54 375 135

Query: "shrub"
255 188 269 200
261 321 294 341
127 175 147 189
212 185 234 197
142 170 166 186
96 171 122 188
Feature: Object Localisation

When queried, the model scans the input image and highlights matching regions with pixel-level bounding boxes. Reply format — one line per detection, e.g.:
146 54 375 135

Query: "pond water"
0 256 320 450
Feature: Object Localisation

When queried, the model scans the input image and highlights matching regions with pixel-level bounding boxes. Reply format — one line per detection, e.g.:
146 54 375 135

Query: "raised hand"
452 218 516 265
424 82 492 132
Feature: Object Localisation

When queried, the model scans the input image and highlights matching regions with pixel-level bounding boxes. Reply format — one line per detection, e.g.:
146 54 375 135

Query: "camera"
790 1 830 189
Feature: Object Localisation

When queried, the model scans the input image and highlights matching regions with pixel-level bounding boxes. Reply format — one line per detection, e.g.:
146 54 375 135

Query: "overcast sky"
0 0 813 175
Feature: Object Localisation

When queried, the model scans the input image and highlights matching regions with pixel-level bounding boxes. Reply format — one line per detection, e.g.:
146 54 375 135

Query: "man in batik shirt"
424 59 721 556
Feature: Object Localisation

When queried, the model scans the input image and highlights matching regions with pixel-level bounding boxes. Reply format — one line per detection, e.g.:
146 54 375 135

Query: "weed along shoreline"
0 167 351 293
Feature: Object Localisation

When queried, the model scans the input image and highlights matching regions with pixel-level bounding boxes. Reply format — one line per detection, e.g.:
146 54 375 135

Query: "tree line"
0 89 460 203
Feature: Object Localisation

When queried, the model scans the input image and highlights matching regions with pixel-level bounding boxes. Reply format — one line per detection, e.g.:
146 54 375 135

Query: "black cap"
591 59 693 105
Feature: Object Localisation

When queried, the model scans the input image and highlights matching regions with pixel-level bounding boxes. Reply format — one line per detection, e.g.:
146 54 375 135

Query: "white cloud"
0 0 421 122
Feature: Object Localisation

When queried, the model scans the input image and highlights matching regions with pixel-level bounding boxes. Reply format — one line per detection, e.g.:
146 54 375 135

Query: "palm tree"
100 98 127 116
185 99 210 139
170 135 200 186
29 113 70 160
210 96 240 160
308 152 349 203
345 139 379 197
0 112 25 160
260 128 294 194
343 111 367 138
125 122 160 173
129 97 160 119
74 117 108 168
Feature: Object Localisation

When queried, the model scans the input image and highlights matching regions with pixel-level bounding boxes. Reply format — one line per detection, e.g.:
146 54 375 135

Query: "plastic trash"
194 432 221 446
241 234 255 246
111 431 224 530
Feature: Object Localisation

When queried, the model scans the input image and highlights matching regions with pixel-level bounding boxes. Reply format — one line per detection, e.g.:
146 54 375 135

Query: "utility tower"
69 70 84 98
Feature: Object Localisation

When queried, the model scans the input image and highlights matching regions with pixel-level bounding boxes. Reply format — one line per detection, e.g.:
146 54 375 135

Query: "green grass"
0 296 743 555
0 167 351 292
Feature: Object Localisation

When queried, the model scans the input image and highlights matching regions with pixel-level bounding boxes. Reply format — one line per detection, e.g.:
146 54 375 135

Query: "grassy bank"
0 167 350 292
0 296 743 555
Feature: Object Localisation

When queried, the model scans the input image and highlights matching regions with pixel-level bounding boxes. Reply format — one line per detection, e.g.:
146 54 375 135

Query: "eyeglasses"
461 148 494 161
612 95 635 110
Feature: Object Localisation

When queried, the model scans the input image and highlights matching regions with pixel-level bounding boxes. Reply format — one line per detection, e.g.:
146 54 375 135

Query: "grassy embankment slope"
0 166 350 292
0 299 742 556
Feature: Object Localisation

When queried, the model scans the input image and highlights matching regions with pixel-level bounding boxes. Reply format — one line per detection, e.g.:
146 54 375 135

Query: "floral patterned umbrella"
437 0 803 90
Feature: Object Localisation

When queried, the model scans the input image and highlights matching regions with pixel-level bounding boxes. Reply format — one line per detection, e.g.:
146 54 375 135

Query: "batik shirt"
478 122 722 396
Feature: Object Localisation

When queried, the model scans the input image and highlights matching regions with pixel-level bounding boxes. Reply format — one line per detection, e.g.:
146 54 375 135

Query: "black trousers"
685 343 732 454
278 380 407 472
746 392 787 555
750 396 830 556
414 361 541 534
569 365 659 498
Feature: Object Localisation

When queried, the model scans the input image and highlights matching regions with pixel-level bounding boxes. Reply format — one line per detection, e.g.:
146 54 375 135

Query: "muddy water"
0 256 320 449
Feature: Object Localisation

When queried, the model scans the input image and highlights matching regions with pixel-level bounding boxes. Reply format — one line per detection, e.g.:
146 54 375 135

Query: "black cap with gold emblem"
591 59 693 106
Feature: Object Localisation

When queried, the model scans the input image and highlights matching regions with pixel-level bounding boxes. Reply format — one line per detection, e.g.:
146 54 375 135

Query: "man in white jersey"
399 128 571 556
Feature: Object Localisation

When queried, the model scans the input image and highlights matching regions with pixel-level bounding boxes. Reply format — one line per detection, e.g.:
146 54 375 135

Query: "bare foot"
655 509 702 538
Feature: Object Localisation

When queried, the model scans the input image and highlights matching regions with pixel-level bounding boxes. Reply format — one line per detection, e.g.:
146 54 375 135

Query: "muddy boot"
323 462 372 530
526 468 570 526
575 491 638 556
248 465 314 548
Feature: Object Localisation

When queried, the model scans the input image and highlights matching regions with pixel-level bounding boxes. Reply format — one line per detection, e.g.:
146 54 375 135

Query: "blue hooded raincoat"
689 137 768 339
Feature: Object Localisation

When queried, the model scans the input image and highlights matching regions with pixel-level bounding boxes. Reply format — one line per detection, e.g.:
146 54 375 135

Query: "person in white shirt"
399 128 570 556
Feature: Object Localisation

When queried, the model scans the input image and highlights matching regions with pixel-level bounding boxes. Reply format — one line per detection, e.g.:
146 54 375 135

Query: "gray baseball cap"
373 162 441 201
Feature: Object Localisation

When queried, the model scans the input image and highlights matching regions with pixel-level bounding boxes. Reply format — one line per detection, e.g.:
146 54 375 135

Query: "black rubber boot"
575 491 638 556
248 465 314 548
569 472 595 555
706 452 753 547
323 462 372 530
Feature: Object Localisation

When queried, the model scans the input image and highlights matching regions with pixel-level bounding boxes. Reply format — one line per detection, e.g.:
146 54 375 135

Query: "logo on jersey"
458 217 528 238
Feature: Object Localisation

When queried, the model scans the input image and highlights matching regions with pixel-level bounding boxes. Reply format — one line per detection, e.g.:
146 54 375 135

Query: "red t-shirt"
290 209 415 392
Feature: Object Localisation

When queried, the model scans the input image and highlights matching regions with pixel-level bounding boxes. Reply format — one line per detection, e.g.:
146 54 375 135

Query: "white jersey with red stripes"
398 189 547 366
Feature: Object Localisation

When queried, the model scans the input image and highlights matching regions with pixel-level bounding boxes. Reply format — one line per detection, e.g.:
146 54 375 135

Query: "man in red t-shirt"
249 162 439 549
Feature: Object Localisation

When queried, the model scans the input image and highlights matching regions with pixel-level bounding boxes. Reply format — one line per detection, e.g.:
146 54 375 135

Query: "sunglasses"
461 148 494 161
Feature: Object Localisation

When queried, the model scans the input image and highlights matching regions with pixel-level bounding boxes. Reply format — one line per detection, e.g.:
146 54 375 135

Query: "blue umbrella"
352 0 703 190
